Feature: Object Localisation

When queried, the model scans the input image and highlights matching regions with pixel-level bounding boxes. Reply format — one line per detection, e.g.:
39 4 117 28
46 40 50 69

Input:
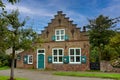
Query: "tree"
5 10 36 80
0 0 19 54
0 0 19 7
0 13 9 54
0 1 37 80
109 32 120 57
86 15 115 61
90 47 99 62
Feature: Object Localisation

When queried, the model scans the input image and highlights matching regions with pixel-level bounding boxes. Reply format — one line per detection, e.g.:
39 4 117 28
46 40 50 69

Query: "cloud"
64 11 88 27
5 4 54 17
101 4 120 18
101 0 120 18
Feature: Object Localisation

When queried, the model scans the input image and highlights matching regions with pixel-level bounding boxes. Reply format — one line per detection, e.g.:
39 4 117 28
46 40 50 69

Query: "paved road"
0 69 113 80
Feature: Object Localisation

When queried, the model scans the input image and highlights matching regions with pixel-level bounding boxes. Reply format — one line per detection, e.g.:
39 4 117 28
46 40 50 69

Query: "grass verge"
0 76 28 80
0 66 10 70
53 71 120 80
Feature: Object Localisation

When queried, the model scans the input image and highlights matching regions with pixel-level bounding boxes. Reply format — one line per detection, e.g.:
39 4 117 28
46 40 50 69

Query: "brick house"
17 11 90 71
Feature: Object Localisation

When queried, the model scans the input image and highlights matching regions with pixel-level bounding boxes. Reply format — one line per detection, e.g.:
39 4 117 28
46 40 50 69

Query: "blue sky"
4 0 120 33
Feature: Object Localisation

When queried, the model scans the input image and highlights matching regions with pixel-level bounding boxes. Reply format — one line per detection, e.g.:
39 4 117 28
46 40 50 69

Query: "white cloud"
101 4 120 18
101 0 120 18
5 4 53 17
64 11 88 27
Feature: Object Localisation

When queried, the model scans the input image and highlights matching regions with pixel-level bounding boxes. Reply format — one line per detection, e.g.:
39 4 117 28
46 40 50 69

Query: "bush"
111 58 120 68
0 61 2 67
0 53 11 67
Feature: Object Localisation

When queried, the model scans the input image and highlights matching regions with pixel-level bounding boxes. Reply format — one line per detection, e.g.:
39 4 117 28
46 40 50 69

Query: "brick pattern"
17 11 90 71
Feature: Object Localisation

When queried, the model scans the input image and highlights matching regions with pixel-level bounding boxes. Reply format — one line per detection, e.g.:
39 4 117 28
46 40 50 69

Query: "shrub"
111 58 120 68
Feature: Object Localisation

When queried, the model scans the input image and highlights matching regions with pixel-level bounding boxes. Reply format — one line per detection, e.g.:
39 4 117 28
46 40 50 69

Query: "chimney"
83 26 86 32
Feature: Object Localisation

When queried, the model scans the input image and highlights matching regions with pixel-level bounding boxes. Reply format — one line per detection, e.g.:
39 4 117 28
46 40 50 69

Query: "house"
6 48 24 55
17 11 90 71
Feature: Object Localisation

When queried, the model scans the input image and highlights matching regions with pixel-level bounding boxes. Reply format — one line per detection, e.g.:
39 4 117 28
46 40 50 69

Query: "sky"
4 0 120 33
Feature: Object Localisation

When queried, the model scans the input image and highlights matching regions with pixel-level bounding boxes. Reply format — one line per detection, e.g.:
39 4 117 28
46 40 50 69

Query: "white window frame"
52 48 64 64
28 55 33 64
69 48 81 64
55 29 65 41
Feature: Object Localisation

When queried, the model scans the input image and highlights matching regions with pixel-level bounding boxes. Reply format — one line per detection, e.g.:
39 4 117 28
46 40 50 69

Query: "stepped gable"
39 11 88 41
40 11 81 34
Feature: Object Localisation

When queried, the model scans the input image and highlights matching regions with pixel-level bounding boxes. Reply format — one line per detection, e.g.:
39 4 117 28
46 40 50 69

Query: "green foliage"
90 47 99 62
7 0 20 4
0 66 10 70
86 15 116 61
87 15 115 47
5 10 37 51
101 45 119 61
0 76 28 80
111 58 120 68
0 53 10 67
54 71 120 80
0 13 9 53
4 10 37 80
109 33 120 56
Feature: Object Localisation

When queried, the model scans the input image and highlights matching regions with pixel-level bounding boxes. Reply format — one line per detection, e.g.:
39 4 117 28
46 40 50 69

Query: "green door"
38 54 44 69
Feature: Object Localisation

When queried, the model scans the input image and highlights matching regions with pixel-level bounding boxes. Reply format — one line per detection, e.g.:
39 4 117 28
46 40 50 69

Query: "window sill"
69 62 81 64
28 63 33 64
52 62 63 64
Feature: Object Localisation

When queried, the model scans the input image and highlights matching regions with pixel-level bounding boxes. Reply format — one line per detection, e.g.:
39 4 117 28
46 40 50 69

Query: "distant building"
6 48 24 55
17 11 90 71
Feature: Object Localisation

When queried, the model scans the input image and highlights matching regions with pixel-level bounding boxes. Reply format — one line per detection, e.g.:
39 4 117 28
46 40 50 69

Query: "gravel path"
0 69 113 80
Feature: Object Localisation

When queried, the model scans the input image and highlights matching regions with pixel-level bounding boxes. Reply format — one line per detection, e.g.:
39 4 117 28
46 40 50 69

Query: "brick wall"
16 11 90 71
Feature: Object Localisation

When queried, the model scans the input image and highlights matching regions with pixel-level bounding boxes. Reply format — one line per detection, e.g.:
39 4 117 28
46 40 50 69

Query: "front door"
37 49 45 69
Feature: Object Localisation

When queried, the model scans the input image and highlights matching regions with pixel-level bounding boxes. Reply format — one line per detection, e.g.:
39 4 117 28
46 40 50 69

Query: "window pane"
59 49 62 55
76 49 80 55
61 36 64 40
29 55 33 63
70 56 74 62
70 49 74 55
38 50 44 53
61 30 64 34
59 57 63 62
53 50 57 55
76 56 80 62
54 57 57 62
56 36 60 40
56 30 59 35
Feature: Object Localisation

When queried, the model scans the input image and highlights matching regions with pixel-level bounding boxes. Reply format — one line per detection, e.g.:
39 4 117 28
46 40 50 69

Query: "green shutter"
63 56 69 64
23 55 28 64
81 56 86 64
17 54 21 60
52 35 56 41
48 56 52 63
65 35 69 40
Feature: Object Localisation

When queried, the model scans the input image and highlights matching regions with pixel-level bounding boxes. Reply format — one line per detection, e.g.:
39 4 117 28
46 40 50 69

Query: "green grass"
0 66 10 70
54 71 120 80
0 76 28 80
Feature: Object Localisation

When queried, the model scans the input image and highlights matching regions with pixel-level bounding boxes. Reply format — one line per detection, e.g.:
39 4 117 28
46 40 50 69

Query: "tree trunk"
98 46 102 62
9 47 15 80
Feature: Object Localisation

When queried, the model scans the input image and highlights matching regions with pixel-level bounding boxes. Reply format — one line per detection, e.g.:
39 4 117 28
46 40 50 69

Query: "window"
55 29 65 41
69 48 81 64
38 49 44 53
52 48 64 63
28 55 33 64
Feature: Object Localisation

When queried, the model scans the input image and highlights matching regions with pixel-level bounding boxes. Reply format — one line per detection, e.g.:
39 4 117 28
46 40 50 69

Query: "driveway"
0 69 113 80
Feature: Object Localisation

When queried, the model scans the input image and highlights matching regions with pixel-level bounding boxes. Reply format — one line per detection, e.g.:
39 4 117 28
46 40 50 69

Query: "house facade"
17 11 90 71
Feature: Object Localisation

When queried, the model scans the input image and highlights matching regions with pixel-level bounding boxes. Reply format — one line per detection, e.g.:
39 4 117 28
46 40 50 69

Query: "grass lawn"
0 76 28 80
0 66 10 70
54 71 120 80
